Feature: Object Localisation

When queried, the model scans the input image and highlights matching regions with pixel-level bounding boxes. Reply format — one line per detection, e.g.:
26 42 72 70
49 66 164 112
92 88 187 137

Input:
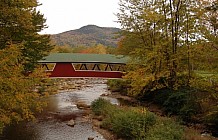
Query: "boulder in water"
67 119 75 127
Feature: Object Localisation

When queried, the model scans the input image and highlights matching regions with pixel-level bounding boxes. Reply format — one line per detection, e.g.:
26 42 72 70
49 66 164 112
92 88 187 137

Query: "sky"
37 0 121 34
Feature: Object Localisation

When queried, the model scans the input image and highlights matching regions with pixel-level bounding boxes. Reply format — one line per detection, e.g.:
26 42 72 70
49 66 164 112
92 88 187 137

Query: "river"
0 79 119 140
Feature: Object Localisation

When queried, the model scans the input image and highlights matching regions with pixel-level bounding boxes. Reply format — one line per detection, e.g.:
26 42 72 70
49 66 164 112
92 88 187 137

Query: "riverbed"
0 79 118 140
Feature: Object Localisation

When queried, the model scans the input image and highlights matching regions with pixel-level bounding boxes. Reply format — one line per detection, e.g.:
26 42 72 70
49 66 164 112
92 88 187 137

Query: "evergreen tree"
0 0 52 71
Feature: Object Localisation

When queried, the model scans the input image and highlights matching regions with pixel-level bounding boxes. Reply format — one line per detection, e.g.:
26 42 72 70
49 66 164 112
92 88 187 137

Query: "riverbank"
0 79 111 140
1 78 216 140
91 91 218 140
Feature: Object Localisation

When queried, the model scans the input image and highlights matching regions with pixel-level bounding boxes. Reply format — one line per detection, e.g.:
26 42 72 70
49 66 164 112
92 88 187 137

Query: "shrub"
91 98 186 140
146 118 184 140
163 89 189 115
147 88 172 105
107 79 129 95
91 98 116 116
102 108 156 139
163 88 200 121
91 98 157 139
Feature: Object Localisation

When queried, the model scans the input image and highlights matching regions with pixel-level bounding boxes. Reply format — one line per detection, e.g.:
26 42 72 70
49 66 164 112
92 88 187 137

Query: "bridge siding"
48 63 123 78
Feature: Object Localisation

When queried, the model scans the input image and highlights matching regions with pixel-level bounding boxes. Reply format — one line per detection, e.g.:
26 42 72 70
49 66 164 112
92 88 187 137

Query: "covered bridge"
38 53 128 78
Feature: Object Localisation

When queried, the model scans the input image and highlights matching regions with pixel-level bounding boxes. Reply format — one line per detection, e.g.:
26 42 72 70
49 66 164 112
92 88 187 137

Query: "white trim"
44 63 123 72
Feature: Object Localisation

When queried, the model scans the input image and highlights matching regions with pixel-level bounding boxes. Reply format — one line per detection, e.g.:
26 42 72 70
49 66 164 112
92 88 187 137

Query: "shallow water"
0 79 118 140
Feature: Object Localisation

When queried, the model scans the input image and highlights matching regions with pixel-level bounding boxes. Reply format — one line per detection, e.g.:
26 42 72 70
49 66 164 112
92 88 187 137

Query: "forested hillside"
51 25 121 47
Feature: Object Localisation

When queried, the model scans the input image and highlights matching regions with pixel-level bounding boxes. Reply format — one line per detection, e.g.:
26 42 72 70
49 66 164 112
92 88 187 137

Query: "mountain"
51 25 121 47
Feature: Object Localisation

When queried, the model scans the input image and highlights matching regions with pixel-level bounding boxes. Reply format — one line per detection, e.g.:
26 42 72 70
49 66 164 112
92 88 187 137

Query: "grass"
194 71 218 81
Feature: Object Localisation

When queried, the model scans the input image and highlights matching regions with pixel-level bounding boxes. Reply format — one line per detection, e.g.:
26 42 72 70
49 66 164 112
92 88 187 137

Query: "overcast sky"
37 0 121 34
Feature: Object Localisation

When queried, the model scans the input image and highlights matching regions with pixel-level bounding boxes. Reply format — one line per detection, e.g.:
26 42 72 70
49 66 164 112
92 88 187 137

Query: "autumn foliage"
114 0 218 134
0 45 51 133
0 0 53 133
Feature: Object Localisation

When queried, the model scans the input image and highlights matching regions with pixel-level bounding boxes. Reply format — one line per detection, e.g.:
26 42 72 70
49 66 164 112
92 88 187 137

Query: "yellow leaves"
21 108 35 121
124 67 154 96
143 9 163 23
124 62 174 96
51 46 73 53
79 44 108 54
10 112 22 122
15 93 25 103
0 111 11 124
0 45 53 132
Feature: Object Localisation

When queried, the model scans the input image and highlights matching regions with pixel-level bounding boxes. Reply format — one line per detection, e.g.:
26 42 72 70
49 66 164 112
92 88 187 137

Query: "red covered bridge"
38 53 128 78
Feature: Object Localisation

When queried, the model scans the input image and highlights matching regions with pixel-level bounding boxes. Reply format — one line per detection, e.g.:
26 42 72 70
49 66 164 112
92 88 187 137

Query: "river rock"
76 101 90 109
201 132 212 137
101 93 109 96
67 119 75 127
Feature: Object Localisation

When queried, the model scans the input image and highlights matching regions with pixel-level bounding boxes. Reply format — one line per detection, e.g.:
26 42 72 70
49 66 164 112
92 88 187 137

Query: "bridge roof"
39 53 128 64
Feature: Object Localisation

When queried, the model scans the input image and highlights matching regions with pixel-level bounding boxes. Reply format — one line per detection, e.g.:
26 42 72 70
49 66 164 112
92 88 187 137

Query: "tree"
51 45 74 53
117 0 204 95
116 0 218 128
0 45 50 133
0 0 53 71
79 44 107 54
201 0 218 51
190 0 218 72
0 0 54 133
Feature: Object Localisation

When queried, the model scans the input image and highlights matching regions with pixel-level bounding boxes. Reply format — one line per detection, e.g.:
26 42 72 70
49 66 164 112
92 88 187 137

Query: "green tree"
0 0 52 71
117 0 205 95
